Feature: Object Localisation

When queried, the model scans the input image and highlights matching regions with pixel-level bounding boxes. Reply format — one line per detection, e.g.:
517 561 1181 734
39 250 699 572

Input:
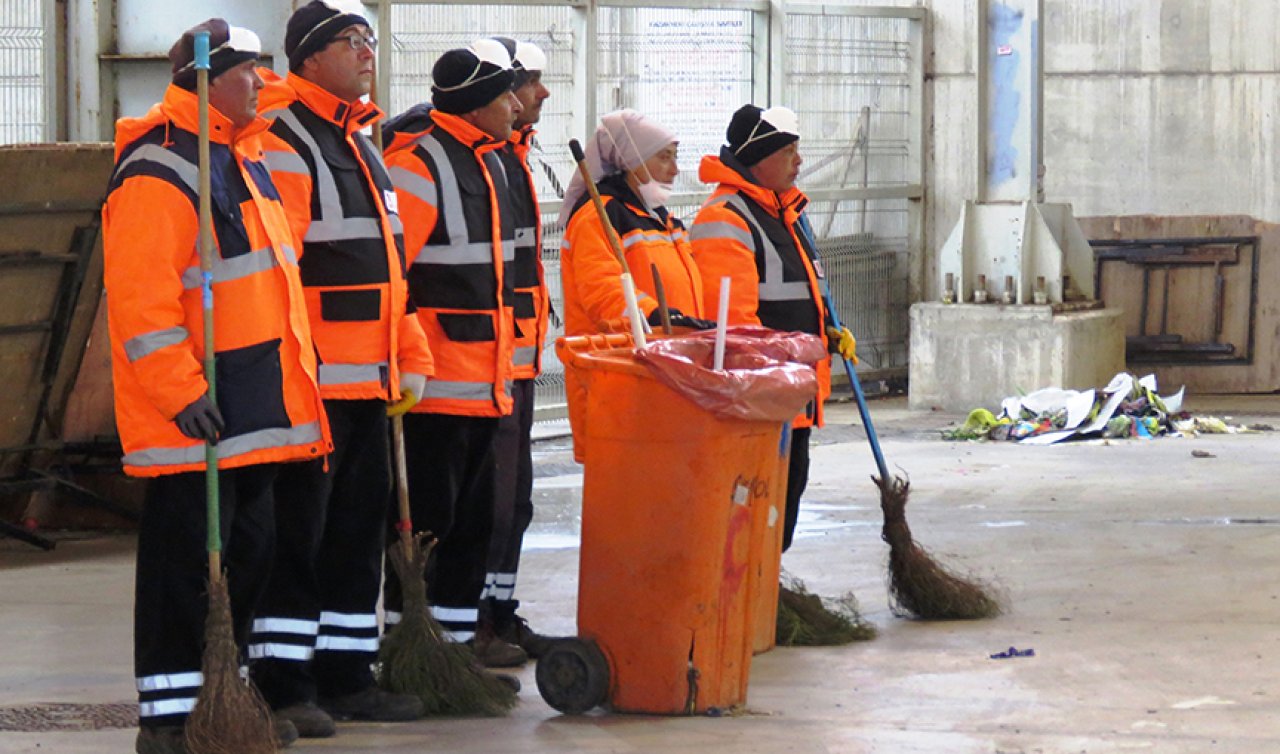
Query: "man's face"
300 24 375 103
749 141 802 193
465 90 522 141
209 60 264 128
512 71 550 129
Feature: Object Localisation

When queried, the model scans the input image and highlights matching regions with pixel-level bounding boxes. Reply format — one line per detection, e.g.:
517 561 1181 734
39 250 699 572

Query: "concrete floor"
3 395 1280 753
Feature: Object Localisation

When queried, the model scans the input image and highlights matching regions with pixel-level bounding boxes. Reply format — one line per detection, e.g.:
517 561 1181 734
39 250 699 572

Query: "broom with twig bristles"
183 30 278 754
377 415 518 716
798 215 1001 621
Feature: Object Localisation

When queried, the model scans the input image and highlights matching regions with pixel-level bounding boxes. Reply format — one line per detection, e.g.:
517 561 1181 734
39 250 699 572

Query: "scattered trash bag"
635 326 825 423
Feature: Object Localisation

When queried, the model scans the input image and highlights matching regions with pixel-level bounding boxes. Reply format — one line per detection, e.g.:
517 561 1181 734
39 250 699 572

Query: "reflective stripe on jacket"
383 109 515 418
498 126 548 379
691 151 830 428
258 71 433 401
560 173 704 337
104 84 332 477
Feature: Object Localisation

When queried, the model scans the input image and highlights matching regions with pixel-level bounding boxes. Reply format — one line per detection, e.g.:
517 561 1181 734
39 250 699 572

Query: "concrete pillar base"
908 302 1126 412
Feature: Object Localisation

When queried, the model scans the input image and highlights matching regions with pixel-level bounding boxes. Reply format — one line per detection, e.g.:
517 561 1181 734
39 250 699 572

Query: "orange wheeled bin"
538 333 813 715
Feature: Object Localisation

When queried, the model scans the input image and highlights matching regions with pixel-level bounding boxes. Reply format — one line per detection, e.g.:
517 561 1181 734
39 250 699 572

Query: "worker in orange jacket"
103 19 330 753
558 109 711 338
476 36 558 663
691 104 857 553
245 0 432 735
558 109 713 463
380 40 523 664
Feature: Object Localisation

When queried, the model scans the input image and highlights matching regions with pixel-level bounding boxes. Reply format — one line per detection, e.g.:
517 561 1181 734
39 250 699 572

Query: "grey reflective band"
690 220 755 249
513 346 537 366
388 166 437 207
115 143 199 196
123 420 324 468
318 362 388 386
271 109 389 245
621 228 680 249
181 247 282 290
263 149 309 176
124 326 189 362
515 226 536 245
136 671 203 692
388 214 404 236
423 380 493 401
705 193 811 302
411 134 516 265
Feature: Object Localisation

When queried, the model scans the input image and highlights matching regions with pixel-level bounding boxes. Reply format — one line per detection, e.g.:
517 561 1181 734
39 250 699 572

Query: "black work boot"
470 619 529 668
274 701 335 738
319 684 425 722
495 613 556 659
135 726 187 754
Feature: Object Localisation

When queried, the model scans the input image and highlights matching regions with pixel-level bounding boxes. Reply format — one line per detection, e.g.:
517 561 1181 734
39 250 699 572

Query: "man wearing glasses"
247 0 432 738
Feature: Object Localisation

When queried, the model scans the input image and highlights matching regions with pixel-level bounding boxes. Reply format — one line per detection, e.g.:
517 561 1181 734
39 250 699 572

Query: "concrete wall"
918 0 1280 299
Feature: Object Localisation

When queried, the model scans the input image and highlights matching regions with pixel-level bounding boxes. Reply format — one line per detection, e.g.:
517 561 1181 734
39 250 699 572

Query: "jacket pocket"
512 291 536 319
215 339 289 438
437 312 495 342
320 289 382 322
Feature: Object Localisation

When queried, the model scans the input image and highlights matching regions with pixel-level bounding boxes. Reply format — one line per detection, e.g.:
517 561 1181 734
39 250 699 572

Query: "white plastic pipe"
621 272 648 348
713 276 730 371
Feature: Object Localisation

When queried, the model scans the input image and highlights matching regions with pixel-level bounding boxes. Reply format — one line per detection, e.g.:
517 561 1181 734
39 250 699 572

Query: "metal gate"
384 0 924 416
0 0 53 144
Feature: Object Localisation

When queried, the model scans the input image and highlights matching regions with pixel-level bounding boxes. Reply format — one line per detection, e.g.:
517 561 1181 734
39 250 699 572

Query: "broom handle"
797 213 890 481
391 414 414 558
568 138 646 347
194 32 222 577
650 263 672 335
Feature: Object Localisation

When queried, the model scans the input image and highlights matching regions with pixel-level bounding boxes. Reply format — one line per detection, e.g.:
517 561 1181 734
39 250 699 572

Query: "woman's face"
635 142 679 184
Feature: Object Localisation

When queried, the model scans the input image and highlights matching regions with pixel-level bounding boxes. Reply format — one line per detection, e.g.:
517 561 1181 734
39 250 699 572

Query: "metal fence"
386 1 923 417
0 0 48 145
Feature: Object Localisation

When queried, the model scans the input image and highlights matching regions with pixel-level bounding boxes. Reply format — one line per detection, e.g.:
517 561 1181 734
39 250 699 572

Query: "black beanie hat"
286 0 370 71
726 104 800 166
431 41 515 115
169 19 262 91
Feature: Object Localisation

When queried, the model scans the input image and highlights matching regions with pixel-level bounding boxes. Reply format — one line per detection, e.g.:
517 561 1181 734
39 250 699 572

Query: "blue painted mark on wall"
988 2 1023 187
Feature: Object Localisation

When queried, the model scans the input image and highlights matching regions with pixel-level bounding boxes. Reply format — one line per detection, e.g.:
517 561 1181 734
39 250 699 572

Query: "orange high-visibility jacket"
382 106 515 418
560 173 704 337
499 126 550 380
257 71 433 401
691 152 830 428
103 84 332 477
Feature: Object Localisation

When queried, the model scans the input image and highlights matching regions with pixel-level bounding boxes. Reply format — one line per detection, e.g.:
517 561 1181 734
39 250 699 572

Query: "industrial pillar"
908 0 1124 411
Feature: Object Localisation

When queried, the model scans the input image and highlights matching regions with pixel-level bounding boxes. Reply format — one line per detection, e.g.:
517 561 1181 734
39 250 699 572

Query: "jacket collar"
699 147 808 221
284 72 383 135
159 83 272 146
430 110 506 154
508 125 536 157
598 172 669 224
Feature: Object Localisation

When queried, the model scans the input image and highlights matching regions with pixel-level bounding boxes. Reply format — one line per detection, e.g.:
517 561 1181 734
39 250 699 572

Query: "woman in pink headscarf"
558 109 710 337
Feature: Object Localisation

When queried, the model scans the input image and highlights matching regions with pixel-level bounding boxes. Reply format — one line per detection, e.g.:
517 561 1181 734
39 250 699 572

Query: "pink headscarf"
558 109 677 227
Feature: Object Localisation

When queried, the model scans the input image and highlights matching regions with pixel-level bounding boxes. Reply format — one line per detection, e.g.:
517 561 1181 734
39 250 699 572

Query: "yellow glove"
825 325 858 365
387 373 427 417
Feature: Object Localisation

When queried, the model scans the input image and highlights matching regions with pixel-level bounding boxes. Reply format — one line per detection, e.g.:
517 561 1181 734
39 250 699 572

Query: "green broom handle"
797 213 890 481
194 32 222 571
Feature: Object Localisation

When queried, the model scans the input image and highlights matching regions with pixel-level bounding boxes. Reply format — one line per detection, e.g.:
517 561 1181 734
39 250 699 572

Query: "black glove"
175 395 225 444
648 307 717 330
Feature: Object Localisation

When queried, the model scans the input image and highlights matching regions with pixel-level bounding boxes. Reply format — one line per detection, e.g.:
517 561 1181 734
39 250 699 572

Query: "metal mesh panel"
389 4 577 202
785 13 913 199
814 211 910 376
597 7 755 195
0 0 45 145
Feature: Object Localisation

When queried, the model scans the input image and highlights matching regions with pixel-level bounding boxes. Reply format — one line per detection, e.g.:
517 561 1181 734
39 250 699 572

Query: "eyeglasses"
330 33 377 52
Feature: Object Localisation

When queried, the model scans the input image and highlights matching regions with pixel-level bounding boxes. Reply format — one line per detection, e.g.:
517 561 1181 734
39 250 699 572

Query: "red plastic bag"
634 326 825 422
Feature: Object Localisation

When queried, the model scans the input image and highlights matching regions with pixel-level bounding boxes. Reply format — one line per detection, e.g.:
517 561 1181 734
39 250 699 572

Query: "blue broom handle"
797 213 890 481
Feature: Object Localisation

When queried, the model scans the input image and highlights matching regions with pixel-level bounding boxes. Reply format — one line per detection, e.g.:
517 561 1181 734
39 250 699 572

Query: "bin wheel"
536 637 610 714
